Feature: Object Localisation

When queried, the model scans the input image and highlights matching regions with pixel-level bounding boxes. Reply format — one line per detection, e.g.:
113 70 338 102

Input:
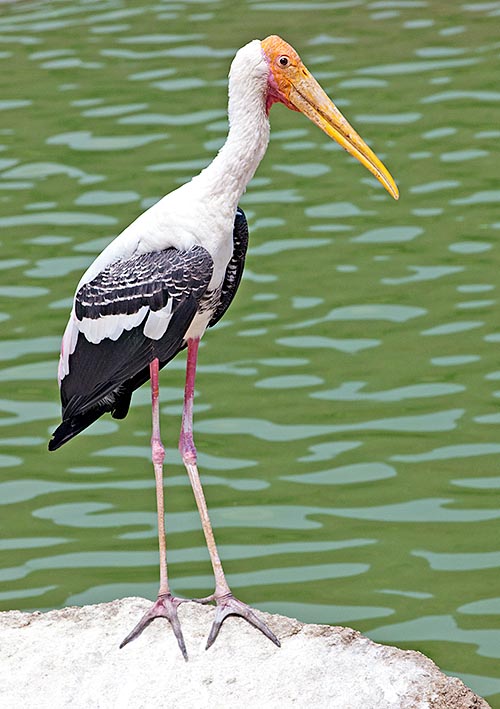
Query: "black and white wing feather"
209 207 249 328
49 244 213 450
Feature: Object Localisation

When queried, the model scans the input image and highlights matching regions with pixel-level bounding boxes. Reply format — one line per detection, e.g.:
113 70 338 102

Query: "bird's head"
261 35 399 200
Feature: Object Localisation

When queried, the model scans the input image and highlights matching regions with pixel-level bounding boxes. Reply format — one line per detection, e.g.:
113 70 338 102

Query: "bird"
49 35 398 659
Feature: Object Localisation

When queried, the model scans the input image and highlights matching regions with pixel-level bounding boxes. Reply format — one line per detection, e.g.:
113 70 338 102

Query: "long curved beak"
289 72 399 200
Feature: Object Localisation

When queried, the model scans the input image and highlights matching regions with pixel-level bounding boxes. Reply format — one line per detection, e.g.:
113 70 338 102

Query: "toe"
120 594 188 660
205 594 280 650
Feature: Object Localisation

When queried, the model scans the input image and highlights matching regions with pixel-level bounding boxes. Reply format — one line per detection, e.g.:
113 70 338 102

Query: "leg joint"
152 438 165 466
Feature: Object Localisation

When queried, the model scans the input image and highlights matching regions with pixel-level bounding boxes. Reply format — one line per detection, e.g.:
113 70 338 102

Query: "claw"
120 593 188 661
206 593 280 650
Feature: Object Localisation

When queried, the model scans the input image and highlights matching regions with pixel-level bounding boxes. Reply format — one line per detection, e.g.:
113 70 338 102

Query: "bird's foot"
197 591 280 650
120 592 188 661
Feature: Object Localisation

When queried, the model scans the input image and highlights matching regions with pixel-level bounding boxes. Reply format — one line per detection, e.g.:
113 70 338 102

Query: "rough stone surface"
0 597 490 708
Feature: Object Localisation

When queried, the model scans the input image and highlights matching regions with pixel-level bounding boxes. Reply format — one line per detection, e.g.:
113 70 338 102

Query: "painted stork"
49 35 398 659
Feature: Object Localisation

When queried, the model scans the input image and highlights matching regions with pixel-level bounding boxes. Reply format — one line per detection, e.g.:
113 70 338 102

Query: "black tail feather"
48 406 107 451
48 354 179 451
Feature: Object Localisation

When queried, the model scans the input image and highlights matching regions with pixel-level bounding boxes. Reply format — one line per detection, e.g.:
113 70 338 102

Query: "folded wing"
49 244 213 450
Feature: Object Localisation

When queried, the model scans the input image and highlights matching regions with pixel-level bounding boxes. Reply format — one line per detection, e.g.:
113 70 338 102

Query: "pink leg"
120 358 188 660
180 338 280 650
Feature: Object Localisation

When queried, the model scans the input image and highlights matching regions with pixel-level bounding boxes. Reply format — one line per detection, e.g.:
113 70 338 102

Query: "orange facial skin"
261 35 399 200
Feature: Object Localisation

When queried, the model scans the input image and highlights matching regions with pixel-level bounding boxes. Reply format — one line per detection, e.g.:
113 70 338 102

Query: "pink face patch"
265 68 282 114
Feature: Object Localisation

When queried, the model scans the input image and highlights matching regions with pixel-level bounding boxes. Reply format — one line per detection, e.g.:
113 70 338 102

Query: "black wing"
208 207 249 328
49 244 213 450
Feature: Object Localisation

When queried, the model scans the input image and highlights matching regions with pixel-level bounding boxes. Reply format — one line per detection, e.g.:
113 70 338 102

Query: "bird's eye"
278 55 289 67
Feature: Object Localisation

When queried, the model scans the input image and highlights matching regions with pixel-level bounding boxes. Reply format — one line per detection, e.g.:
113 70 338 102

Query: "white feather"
143 301 173 340
78 307 149 345
58 313 79 382
184 310 213 342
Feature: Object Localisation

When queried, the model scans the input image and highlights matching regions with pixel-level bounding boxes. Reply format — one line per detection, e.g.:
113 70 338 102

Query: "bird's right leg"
120 358 188 660
179 338 280 651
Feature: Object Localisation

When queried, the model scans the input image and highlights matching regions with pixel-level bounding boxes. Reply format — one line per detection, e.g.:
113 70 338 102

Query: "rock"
0 597 490 708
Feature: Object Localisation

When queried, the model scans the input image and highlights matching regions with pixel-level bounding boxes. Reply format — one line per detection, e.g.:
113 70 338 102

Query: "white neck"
189 40 270 214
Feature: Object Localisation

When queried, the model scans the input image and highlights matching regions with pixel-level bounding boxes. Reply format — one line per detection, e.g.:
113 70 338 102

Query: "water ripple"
277 336 380 353
198 410 463 438
120 109 225 126
0 212 115 227
0 539 376 586
451 190 500 205
2 161 102 185
392 443 500 462
82 103 148 118
451 476 500 490
286 304 426 330
355 112 421 124
298 441 362 462
312 381 464 402
47 130 167 151
25 256 92 278
441 149 488 162
251 238 330 255
352 226 422 243
383 266 463 285
329 499 500 523
282 462 397 485
259 601 393 623
414 550 500 572
93 445 257 472
0 361 55 382
175 562 370 589
422 90 500 103
0 399 60 426
0 336 60 361
305 201 374 218
255 375 323 389
75 190 139 206
370 615 500 660
459 599 500 615
357 57 480 75
421 321 483 335
0 99 32 110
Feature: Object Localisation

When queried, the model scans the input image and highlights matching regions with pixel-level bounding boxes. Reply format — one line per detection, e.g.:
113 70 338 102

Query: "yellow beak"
289 72 399 200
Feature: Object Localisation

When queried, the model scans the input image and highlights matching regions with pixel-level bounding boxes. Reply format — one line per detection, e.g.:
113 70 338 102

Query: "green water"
1 0 499 702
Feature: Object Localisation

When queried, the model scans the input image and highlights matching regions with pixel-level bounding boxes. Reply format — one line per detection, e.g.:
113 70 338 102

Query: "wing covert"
59 244 213 423
75 245 211 326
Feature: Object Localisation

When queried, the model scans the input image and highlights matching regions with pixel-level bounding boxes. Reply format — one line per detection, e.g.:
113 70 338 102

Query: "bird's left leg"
179 337 280 651
120 357 188 660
